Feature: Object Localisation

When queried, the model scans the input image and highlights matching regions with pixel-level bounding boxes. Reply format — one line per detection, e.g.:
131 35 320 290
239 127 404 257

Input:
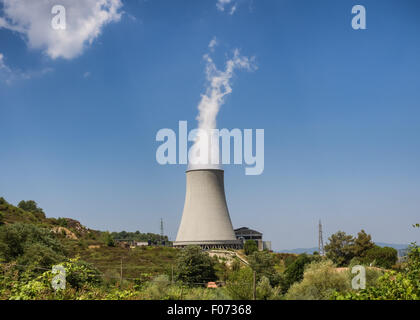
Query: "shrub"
0 223 65 271
143 274 172 299
57 218 68 228
285 260 350 300
8 258 103 300
225 267 253 300
256 276 282 300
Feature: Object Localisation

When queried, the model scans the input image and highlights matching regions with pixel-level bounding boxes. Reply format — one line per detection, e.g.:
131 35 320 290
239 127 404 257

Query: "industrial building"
234 227 272 251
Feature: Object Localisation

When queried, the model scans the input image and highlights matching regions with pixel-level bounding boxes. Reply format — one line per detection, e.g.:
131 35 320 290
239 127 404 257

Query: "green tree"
352 230 375 258
18 200 46 219
102 232 115 247
256 276 282 300
225 267 253 300
280 253 314 293
244 240 258 255
325 231 355 266
248 251 280 286
363 246 398 269
174 246 217 285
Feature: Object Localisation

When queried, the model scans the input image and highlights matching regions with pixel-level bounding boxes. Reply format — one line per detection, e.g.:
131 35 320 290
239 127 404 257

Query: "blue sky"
1 0 419 250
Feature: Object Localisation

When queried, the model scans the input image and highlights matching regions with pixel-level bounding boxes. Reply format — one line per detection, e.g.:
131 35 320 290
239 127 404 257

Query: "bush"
0 223 65 271
143 274 172 299
225 267 253 300
102 232 115 247
256 276 282 300
57 218 68 228
7 258 103 300
285 260 350 300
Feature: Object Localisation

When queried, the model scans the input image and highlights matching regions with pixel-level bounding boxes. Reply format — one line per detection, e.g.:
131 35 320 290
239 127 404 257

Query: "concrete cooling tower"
174 169 242 249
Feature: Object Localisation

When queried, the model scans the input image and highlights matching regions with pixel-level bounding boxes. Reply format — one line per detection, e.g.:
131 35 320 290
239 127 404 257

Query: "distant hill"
278 243 410 255
277 247 319 254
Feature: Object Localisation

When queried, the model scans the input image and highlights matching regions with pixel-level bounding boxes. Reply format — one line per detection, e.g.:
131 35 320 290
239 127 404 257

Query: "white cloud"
0 52 12 83
83 71 91 78
0 53 7 70
0 0 123 60
208 37 218 51
216 0 238 15
0 52 53 84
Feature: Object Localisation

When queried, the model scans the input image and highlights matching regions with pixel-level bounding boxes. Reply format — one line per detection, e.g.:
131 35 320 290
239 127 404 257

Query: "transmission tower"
318 220 325 256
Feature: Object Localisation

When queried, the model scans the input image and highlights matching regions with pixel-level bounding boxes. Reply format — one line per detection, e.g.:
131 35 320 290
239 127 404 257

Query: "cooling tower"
174 169 242 249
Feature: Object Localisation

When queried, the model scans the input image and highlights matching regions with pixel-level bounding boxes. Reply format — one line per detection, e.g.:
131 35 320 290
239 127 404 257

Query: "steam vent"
174 169 242 249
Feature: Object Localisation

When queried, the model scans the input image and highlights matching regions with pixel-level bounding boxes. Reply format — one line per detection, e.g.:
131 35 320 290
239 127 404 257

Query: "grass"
69 244 180 279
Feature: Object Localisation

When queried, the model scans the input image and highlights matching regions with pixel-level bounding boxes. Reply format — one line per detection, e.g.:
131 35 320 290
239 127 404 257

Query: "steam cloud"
188 39 256 170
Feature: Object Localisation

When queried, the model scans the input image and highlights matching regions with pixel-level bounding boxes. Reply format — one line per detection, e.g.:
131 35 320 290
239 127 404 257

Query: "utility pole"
252 271 256 300
160 218 164 245
120 257 123 286
319 220 325 256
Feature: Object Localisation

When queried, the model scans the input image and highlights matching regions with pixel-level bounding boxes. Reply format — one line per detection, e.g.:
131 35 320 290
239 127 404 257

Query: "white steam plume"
188 40 256 170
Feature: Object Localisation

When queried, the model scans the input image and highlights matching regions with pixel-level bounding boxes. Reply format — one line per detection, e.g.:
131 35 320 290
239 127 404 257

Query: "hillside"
0 197 179 279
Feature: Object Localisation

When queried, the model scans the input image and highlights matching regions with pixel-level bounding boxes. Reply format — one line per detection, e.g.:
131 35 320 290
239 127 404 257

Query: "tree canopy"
174 246 217 285
244 240 258 255
17 200 46 219
325 231 355 266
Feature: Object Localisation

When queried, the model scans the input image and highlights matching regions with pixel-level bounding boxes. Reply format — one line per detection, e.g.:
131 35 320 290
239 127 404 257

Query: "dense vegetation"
110 231 168 244
0 196 418 300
